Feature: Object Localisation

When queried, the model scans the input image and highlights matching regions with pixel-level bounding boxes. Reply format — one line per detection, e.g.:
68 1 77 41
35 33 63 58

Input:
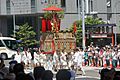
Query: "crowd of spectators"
1 44 119 80
99 68 120 80
0 59 75 80
83 44 120 68
0 58 119 80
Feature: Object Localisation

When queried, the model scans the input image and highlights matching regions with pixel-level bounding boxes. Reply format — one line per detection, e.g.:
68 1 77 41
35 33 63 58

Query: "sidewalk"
82 66 120 71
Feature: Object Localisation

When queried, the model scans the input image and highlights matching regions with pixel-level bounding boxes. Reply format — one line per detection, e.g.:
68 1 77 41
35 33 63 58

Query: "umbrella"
42 6 63 32
43 6 63 11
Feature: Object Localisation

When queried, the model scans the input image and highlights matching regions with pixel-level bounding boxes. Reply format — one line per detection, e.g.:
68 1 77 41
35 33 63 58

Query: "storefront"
86 24 116 47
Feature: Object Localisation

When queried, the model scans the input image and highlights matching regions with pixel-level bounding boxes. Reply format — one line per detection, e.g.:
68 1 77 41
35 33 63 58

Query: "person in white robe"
53 51 59 71
14 51 21 63
73 48 85 75
60 50 67 69
34 51 40 67
21 48 32 69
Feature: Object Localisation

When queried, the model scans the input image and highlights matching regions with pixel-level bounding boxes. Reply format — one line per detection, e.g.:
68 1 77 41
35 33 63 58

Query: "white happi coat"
34 52 40 64
39 53 46 66
73 51 83 67
60 52 67 65
14 52 22 63
53 51 59 65
21 51 32 65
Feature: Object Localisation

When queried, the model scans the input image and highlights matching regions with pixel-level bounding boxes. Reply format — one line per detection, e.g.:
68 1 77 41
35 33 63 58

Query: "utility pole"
11 1 16 37
82 0 86 50
78 0 81 19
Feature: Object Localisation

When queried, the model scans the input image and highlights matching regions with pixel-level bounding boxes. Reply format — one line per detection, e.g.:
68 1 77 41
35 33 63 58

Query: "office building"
0 0 119 40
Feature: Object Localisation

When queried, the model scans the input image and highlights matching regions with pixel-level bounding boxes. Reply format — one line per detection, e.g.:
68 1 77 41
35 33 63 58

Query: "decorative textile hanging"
58 19 61 31
47 19 52 31
52 40 55 52
74 42 76 48
73 22 77 33
58 42 60 49
42 18 46 32
69 42 72 49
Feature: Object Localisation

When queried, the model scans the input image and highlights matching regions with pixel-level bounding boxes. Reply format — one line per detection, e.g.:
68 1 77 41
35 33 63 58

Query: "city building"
0 0 120 44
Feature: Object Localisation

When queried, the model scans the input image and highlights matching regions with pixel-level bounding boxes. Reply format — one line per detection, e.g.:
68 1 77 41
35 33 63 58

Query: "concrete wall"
0 0 7 15
0 16 7 36
0 0 120 36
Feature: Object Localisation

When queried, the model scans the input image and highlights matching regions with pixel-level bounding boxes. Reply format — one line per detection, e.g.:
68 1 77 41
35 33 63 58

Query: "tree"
70 17 105 47
15 23 38 48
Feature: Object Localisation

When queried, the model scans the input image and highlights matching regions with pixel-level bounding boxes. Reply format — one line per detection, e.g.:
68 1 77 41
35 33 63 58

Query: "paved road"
75 66 100 80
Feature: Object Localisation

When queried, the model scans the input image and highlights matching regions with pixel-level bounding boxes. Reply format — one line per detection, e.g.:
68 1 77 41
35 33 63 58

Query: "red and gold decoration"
40 6 76 54
42 6 63 32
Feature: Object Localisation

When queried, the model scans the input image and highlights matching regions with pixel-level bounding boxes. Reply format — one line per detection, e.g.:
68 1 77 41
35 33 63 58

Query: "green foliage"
15 23 38 47
85 17 105 25
56 11 64 19
70 16 105 47
44 11 64 20
44 11 53 20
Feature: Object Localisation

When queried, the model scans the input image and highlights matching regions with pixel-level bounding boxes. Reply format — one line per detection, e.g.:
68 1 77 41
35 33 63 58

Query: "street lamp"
11 1 16 37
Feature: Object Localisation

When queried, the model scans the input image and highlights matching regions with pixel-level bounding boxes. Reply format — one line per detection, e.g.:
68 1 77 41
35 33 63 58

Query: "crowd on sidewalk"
13 44 120 71
0 58 75 80
82 44 120 68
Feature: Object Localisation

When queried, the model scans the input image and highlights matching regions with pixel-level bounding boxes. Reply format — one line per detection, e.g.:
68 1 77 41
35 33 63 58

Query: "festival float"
40 6 76 54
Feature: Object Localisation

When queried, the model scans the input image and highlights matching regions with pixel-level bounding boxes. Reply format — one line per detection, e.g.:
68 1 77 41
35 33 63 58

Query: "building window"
41 0 46 4
51 0 58 4
55 0 58 4
6 0 11 14
88 0 93 13
76 0 82 13
31 0 35 13
76 0 81 8
90 0 93 12
61 0 66 8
